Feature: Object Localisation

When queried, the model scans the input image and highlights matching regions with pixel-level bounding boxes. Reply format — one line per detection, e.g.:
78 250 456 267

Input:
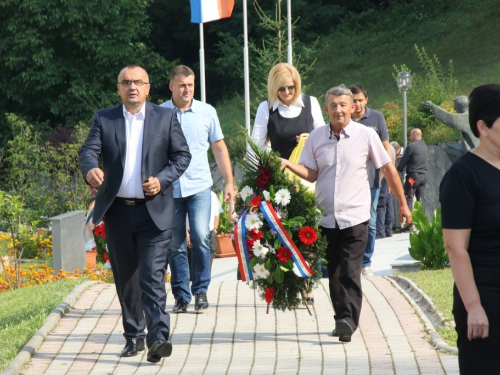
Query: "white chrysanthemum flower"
253 263 270 279
240 185 254 201
245 212 262 231
263 190 270 201
274 188 291 206
252 241 269 258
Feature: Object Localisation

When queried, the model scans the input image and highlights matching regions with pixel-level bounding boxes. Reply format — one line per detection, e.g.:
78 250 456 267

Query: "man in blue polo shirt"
349 85 392 276
161 65 234 313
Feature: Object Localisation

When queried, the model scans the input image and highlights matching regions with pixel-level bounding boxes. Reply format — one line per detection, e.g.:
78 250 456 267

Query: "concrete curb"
386 275 458 355
1 280 101 375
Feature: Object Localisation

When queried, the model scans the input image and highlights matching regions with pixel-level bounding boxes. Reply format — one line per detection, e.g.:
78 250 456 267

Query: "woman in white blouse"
251 63 324 159
251 63 324 305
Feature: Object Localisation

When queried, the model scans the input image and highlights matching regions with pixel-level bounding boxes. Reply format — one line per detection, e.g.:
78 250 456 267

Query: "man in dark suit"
79 65 191 363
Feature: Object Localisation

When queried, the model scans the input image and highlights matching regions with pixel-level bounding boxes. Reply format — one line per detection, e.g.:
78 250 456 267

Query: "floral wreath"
234 141 327 312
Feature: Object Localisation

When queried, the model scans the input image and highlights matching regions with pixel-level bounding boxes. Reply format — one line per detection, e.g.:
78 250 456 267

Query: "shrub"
2 114 91 226
408 201 449 270
388 45 460 145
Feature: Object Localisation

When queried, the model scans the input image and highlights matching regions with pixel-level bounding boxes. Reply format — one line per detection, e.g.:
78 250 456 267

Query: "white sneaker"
362 267 373 276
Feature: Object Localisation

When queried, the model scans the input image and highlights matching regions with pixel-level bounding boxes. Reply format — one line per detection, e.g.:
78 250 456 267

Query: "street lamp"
397 71 412 149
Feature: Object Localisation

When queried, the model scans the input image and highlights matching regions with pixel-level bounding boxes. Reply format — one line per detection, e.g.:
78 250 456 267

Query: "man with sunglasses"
79 65 191 363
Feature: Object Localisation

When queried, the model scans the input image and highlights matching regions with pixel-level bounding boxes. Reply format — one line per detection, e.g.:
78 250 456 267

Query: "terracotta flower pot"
215 234 236 258
86 250 97 270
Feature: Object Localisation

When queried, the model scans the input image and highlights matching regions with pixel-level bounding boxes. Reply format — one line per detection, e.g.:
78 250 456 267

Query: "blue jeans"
376 178 394 238
169 187 211 303
363 187 380 268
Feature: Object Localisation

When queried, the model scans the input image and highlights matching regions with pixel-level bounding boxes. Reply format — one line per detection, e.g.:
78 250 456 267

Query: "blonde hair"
267 63 302 108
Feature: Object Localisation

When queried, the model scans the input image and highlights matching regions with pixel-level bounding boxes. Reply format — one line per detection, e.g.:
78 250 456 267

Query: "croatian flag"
190 0 234 24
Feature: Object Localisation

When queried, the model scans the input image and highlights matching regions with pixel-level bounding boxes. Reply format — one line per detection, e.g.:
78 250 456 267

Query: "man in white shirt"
79 65 191 362
281 85 411 343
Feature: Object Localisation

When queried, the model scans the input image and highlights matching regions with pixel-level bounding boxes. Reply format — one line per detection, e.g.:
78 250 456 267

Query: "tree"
0 0 172 130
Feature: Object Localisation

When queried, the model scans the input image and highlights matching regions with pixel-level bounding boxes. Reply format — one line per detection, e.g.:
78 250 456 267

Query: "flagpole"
243 0 250 138
199 23 206 103
287 0 292 64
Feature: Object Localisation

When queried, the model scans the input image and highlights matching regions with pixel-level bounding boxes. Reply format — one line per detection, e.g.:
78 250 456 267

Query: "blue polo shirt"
354 107 389 189
161 99 224 198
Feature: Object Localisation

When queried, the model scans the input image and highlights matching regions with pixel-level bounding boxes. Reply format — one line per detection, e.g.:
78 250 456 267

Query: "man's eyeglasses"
118 80 149 87
278 85 296 92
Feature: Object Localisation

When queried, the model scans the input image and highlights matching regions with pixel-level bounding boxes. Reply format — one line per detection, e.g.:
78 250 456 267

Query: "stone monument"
422 96 479 153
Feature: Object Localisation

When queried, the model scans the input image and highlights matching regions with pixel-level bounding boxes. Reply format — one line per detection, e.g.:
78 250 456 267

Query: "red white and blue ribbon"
259 201 314 279
83 201 96 251
234 210 254 282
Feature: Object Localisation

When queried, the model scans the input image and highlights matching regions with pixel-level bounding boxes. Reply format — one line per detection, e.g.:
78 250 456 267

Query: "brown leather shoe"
120 338 145 357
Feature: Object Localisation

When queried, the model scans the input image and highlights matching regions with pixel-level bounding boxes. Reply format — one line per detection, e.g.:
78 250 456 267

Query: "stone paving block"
17 277 460 375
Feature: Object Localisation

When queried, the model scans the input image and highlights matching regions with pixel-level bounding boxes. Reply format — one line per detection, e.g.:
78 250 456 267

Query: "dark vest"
267 95 313 160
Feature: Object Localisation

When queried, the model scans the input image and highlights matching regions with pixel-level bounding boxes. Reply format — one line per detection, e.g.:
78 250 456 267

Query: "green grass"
398 269 457 348
0 278 90 372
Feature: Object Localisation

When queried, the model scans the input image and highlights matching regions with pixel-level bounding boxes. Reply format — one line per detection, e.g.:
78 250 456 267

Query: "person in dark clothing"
397 128 427 213
440 83 500 375
349 84 392 276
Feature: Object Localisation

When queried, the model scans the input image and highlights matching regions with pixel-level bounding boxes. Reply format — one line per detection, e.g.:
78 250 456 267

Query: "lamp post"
397 71 412 149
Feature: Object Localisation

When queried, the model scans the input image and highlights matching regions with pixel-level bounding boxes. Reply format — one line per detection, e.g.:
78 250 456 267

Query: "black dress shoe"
335 320 353 343
173 299 188 313
194 292 209 311
120 338 145 357
147 339 173 363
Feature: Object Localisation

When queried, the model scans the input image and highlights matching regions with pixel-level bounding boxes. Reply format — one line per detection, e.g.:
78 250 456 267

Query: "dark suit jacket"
79 102 191 231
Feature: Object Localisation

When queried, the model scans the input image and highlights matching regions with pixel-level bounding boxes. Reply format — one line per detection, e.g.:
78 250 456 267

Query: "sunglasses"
278 85 296 92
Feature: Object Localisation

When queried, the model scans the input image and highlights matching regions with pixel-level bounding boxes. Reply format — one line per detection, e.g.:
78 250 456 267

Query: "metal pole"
243 0 251 139
287 0 292 64
199 24 206 103
402 89 408 149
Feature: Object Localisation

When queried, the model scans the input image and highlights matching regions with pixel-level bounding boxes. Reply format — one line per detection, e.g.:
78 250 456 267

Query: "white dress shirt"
117 103 146 199
251 94 325 149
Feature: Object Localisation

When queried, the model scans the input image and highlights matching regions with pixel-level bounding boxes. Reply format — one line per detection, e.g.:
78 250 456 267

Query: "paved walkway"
10 234 459 374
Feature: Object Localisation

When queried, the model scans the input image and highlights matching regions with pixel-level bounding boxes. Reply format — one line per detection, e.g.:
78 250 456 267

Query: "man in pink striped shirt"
281 84 411 343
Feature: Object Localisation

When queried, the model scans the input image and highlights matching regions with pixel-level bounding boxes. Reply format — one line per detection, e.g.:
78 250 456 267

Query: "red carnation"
277 246 292 263
246 238 255 251
94 223 106 239
258 166 272 179
103 252 110 262
249 195 263 211
265 286 275 303
250 228 264 241
408 177 415 187
256 175 270 191
298 226 318 246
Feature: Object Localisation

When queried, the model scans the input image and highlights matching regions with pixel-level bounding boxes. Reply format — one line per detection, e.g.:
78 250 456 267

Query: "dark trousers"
404 172 426 212
321 222 368 331
105 200 171 348
453 271 500 374
376 178 393 238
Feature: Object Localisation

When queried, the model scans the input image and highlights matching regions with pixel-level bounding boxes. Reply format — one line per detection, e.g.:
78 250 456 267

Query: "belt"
115 197 146 206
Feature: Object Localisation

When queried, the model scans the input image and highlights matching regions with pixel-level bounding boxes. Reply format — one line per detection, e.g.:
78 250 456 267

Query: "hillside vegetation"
216 0 500 153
